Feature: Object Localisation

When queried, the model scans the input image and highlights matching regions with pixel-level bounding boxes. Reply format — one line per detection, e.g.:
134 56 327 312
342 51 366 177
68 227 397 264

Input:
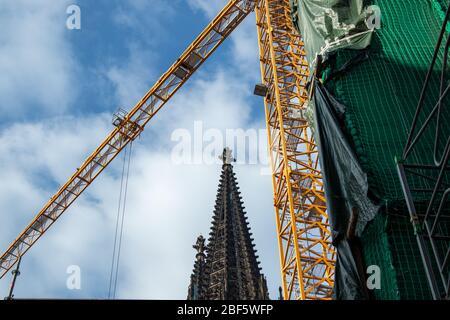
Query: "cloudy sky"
0 0 280 299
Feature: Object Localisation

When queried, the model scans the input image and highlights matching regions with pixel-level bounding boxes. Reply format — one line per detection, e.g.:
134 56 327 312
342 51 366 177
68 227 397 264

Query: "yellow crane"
0 0 335 300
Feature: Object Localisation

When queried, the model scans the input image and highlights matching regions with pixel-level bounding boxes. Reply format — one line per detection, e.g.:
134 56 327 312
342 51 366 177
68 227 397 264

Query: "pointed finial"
278 286 283 300
193 235 206 254
219 147 236 165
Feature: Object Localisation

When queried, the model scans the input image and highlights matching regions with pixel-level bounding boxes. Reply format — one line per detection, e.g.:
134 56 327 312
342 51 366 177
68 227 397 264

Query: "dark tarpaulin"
312 79 380 299
333 240 368 300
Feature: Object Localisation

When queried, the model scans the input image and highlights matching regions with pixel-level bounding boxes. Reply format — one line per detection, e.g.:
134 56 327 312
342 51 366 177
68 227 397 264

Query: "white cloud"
112 0 176 50
0 114 114 298
105 43 157 108
229 16 260 77
0 115 111 184
0 0 77 118
187 0 228 18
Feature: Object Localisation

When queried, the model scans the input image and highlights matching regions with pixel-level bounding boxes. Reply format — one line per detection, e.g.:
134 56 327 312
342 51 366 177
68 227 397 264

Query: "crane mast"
255 0 335 299
0 0 335 299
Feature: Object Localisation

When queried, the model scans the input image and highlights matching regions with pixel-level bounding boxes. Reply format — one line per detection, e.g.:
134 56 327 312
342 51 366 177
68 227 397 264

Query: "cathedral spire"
187 235 207 300
219 147 236 165
187 148 269 300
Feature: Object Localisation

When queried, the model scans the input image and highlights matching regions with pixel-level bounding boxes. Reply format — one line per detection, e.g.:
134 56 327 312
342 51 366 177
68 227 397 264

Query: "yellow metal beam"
255 0 335 300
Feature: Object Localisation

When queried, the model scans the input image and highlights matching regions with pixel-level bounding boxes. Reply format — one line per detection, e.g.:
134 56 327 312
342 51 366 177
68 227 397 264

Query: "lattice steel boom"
255 0 335 299
0 0 257 278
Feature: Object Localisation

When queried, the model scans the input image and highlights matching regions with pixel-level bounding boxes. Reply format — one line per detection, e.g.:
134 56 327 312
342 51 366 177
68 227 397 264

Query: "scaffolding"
397 3 450 300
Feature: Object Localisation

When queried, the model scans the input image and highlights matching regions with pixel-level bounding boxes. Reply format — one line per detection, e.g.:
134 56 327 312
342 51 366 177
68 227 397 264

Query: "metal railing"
397 3 450 300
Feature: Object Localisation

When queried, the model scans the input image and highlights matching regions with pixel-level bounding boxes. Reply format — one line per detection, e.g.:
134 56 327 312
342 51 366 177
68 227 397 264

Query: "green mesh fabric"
431 216 450 290
433 0 450 32
387 213 433 300
361 209 434 300
436 0 449 11
299 0 450 299
325 0 450 202
360 211 400 300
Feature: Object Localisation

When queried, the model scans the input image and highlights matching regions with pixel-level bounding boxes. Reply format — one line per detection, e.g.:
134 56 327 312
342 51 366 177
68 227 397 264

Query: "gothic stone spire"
187 235 207 300
187 148 269 300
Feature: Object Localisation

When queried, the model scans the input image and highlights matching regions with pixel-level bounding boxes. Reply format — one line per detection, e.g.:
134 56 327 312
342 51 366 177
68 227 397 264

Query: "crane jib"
0 0 258 279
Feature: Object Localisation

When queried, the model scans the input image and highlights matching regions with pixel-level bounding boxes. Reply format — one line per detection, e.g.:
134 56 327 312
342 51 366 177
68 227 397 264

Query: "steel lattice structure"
0 0 335 300
397 3 450 300
255 0 335 299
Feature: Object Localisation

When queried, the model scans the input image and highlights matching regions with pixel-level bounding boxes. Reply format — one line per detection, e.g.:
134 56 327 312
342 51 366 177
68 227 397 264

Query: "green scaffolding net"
325 0 450 202
292 0 449 299
438 0 450 11
328 0 450 299
360 210 401 300
361 204 450 300
361 208 434 300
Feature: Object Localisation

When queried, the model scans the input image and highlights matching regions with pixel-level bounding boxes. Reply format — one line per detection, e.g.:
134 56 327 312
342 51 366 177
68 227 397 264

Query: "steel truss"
255 0 335 300
397 4 450 300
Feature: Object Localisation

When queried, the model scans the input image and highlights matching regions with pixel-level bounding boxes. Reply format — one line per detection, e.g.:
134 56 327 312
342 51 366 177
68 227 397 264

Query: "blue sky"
0 0 280 299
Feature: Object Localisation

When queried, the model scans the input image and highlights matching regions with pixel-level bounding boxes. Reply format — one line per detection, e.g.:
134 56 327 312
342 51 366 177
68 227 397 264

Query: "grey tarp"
312 79 380 299
289 0 374 66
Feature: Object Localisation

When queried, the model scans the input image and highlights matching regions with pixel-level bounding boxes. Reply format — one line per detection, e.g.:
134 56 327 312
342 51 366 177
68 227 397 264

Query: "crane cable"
108 141 133 299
